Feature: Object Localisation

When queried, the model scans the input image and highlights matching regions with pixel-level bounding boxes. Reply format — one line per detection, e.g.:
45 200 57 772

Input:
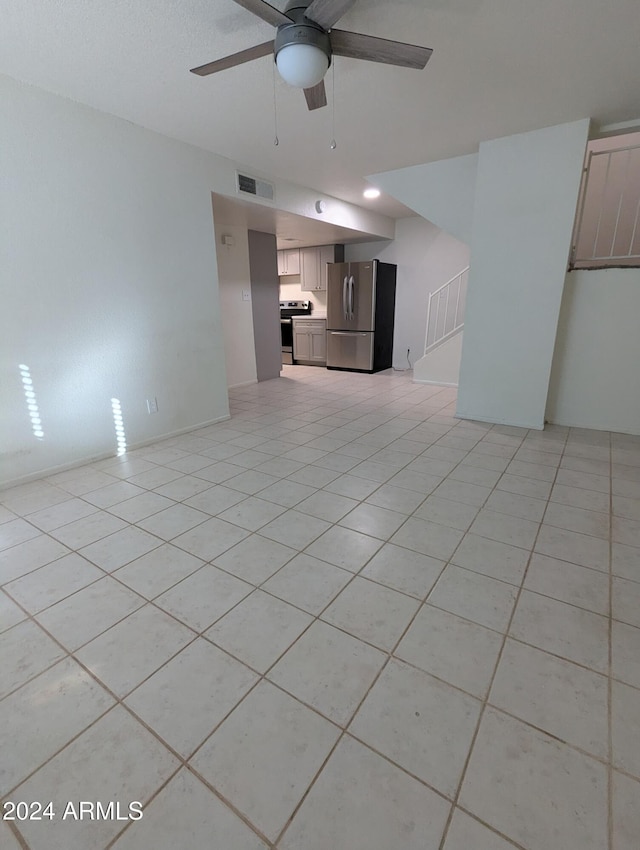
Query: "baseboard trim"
413 379 459 388
142 414 231 444
0 413 232 491
546 416 640 436
228 379 258 389
455 411 544 430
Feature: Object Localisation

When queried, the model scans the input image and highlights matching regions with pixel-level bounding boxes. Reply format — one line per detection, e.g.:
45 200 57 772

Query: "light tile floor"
1 365 639 849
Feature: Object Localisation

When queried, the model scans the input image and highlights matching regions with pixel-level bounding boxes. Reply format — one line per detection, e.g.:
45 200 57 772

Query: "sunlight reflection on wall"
19 364 44 440
111 398 127 456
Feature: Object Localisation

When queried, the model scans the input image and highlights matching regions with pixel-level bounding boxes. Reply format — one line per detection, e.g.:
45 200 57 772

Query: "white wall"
369 154 478 245
0 74 396 485
346 218 470 371
212 223 257 389
413 333 464 387
456 119 590 429
547 268 640 434
1 77 232 485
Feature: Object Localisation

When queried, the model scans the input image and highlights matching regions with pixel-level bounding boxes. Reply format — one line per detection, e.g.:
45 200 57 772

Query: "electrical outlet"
242 289 251 301
146 397 158 414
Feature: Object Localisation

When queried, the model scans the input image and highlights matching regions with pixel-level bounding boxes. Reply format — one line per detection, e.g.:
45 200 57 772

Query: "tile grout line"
435 423 570 850
3 491 309 841
3 817 30 850
0 423 626 654
3 439 418 850
271 424 533 847
90 489 628 639
2 374 637 849
270 559 455 847
5 543 628 781
2 412 617 550
2 616 276 849
0 411 535 714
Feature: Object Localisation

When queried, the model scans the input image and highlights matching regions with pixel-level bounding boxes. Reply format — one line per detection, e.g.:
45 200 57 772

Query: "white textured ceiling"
2 0 640 220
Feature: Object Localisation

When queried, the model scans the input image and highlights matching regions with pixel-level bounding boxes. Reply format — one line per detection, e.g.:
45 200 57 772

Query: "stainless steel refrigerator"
326 260 397 373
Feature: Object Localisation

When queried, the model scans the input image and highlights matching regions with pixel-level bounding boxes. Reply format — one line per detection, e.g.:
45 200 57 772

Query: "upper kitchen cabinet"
277 248 300 276
300 244 345 291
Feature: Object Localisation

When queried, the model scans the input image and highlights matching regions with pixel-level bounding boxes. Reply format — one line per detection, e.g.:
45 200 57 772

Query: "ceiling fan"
190 0 433 111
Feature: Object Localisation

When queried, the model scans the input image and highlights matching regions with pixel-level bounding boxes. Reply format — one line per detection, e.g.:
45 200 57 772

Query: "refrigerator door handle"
348 275 355 320
342 276 348 320
329 331 368 336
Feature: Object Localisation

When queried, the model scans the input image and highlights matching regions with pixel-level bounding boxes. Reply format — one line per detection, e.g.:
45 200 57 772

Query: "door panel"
310 328 326 362
293 329 311 361
327 263 350 329
326 331 374 371
316 246 333 290
300 247 318 291
349 262 376 332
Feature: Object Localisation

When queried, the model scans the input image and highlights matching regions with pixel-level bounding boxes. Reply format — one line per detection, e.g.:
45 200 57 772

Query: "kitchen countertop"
293 315 326 321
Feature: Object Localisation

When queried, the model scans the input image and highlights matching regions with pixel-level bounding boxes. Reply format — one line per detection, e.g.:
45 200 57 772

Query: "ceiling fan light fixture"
276 43 329 88
190 0 433 113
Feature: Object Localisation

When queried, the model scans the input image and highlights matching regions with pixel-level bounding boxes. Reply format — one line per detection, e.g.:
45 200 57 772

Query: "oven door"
280 318 293 364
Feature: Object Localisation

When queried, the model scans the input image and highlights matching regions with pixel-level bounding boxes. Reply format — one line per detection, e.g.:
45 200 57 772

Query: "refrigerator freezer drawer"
326 331 374 371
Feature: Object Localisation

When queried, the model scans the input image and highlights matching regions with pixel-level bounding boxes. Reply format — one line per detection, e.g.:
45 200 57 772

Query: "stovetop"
280 300 311 318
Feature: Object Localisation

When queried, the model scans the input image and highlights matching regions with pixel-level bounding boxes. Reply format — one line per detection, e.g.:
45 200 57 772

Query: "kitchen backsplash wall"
279 278 328 315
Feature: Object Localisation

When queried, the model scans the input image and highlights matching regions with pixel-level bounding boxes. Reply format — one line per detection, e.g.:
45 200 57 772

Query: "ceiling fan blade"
304 0 357 30
231 0 292 27
190 40 274 76
304 80 327 110
330 29 432 69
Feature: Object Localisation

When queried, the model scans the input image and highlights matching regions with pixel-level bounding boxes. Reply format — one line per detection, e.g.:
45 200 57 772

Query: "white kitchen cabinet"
277 248 300 276
300 244 344 291
292 318 327 365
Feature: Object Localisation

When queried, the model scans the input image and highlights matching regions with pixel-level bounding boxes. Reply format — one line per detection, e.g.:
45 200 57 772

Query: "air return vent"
236 172 275 201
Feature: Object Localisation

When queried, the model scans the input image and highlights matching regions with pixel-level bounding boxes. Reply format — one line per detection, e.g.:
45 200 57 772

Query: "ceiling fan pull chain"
272 60 279 146
330 59 337 149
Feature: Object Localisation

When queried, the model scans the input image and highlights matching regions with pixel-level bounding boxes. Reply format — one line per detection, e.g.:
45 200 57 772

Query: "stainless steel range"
280 300 311 364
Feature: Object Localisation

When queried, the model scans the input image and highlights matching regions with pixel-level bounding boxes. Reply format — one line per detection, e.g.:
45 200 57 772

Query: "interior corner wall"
456 119 591 429
546 269 640 435
345 217 469 371
212 222 258 389
1 75 232 486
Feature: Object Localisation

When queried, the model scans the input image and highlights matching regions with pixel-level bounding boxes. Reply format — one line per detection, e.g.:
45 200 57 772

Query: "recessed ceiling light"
363 188 381 199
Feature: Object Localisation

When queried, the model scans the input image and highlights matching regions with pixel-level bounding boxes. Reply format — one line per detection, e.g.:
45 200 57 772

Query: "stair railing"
571 140 640 268
424 266 469 354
